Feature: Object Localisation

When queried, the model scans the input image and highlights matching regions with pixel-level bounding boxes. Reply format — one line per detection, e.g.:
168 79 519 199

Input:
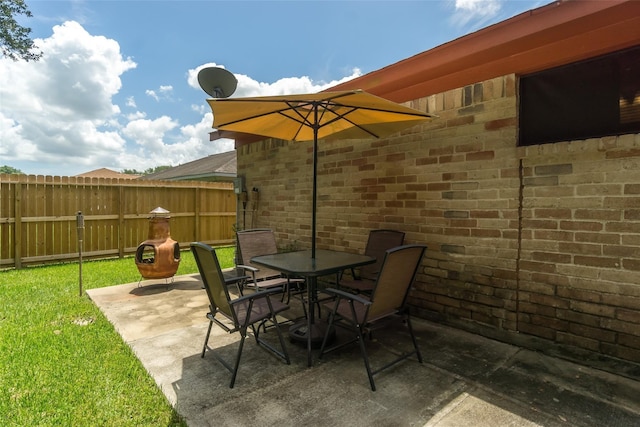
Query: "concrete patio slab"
87 275 640 427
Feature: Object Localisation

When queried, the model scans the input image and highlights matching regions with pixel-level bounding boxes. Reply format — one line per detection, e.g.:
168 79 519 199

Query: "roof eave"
229 0 640 147
330 0 640 103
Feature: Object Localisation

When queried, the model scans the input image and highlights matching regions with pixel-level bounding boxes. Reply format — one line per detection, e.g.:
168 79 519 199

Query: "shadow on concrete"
88 275 640 427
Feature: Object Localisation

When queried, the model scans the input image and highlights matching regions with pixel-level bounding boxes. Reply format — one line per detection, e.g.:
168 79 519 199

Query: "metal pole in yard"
76 211 84 297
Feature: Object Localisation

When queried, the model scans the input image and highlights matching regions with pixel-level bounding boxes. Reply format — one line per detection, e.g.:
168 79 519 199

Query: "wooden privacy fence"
0 174 237 269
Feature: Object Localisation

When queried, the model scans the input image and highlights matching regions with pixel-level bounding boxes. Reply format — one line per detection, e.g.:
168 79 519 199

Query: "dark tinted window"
519 46 640 146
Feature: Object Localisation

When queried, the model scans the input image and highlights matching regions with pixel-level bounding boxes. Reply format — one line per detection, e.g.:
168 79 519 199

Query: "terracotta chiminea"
135 207 181 280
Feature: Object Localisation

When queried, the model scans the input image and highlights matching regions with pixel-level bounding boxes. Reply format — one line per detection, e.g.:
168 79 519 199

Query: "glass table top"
251 249 375 277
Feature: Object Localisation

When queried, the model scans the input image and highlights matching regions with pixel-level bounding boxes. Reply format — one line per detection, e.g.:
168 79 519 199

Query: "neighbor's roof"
75 168 140 179
139 150 236 181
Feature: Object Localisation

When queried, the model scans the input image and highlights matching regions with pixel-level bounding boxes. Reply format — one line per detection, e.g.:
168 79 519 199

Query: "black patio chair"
319 244 427 391
190 242 291 388
338 229 405 293
236 229 305 303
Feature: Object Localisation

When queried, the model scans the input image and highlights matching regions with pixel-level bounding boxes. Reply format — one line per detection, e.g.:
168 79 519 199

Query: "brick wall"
236 74 640 366
519 136 640 363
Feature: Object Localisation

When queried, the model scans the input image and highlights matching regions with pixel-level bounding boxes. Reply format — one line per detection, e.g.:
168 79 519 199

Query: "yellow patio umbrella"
206 89 435 258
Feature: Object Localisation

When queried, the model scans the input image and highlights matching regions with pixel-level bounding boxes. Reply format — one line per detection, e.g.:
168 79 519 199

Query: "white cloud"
146 85 174 102
117 113 233 169
0 21 135 173
186 63 363 135
188 63 362 98
126 111 146 121
0 23 362 176
451 0 502 28
145 89 159 101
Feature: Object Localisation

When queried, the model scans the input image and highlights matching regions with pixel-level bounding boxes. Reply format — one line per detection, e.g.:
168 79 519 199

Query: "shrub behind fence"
0 174 236 268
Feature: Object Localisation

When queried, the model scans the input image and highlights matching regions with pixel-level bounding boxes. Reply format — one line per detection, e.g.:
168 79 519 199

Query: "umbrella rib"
281 100 317 140
215 98 322 140
330 100 431 118
316 104 382 138
216 107 297 127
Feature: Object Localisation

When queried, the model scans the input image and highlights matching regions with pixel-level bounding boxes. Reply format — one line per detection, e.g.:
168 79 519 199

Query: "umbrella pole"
312 106 318 259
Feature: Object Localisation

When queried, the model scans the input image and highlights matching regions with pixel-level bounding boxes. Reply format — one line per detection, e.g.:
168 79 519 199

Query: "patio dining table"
251 249 375 367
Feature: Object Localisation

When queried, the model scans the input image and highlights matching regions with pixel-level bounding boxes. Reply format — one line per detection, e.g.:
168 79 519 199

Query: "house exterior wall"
236 73 640 365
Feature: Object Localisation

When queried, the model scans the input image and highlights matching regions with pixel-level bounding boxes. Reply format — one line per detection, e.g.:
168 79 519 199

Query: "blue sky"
1 0 546 176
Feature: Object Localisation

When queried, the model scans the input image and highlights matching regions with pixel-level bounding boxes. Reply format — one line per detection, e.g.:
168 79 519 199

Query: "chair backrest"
360 229 405 280
367 244 426 322
236 229 283 280
190 242 235 322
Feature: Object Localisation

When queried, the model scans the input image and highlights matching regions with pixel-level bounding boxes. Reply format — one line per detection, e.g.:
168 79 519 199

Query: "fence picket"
0 173 236 268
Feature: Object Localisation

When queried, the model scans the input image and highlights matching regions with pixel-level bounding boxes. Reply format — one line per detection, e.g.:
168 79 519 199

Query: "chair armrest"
236 264 259 285
225 275 250 285
230 287 284 305
323 288 372 306
236 264 259 273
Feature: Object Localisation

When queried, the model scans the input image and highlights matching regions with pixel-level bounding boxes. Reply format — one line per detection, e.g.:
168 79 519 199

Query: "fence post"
14 180 22 269
118 186 125 258
194 187 200 241
76 211 84 296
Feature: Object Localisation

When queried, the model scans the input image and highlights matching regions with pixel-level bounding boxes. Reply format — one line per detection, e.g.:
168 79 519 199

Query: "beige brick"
556 332 601 352
518 321 556 340
558 242 601 255
601 318 640 337
556 286 601 303
574 255 620 269
569 323 616 342
618 334 640 350
617 308 640 324
237 74 640 366
601 343 640 362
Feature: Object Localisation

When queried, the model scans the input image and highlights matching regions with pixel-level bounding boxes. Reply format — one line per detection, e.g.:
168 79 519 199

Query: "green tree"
122 166 172 176
122 168 142 175
145 165 172 174
0 0 42 61
0 165 24 174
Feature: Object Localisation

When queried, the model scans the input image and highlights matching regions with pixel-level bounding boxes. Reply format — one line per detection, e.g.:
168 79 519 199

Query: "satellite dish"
197 67 237 98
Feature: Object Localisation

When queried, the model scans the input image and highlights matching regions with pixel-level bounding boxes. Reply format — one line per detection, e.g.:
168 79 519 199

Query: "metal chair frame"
236 229 305 303
191 242 291 388
338 229 405 293
320 244 426 391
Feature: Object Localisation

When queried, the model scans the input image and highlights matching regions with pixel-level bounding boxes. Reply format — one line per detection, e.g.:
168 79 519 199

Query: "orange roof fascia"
231 0 640 147
329 0 640 103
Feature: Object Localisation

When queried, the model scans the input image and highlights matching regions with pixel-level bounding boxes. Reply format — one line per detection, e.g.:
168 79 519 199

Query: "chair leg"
319 301 339 358
201 320 214 358
272 315 291 365
355 325 376 391
229 331 247 388
406 314 423 363
251 308 290 364
281 280 290 303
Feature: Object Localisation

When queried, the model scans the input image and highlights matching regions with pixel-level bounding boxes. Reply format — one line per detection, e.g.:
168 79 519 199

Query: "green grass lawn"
0 246 235 426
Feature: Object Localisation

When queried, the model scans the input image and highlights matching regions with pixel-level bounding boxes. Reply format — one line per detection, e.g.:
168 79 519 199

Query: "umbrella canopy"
207 90 432 142
206 89 435 258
